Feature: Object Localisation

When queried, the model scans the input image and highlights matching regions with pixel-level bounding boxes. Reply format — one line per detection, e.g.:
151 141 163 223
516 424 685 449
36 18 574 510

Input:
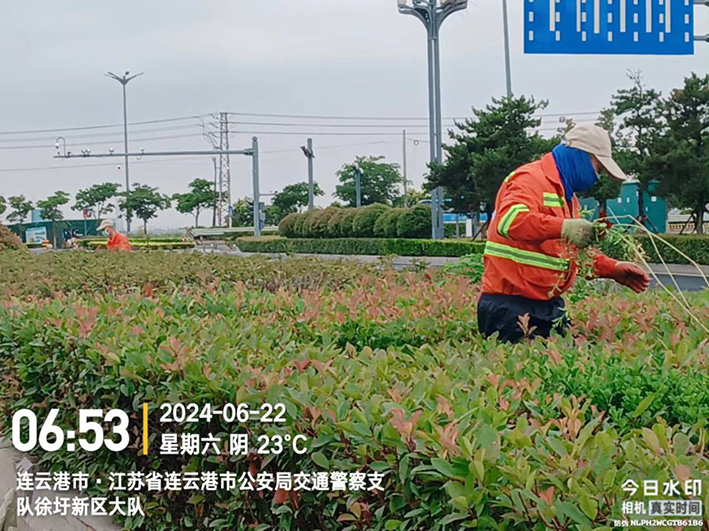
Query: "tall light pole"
502 0 513 97
397 0 468 240
402 130 409 207
105 71 143 233
354 164 362 208
301 139 315 211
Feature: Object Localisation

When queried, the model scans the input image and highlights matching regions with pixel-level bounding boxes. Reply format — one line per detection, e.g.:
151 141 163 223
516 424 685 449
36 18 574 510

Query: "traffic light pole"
251 137 262 237
54 142 262 235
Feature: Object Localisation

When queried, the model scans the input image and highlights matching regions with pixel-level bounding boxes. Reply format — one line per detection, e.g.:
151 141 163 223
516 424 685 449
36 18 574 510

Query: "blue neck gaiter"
551 144 599 202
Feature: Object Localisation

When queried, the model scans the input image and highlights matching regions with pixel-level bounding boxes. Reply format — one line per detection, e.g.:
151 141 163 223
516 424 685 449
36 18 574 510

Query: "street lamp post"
397 0 468 240
105 71 143 233
502 0 513 97
354 164 362 208
300 139 315 211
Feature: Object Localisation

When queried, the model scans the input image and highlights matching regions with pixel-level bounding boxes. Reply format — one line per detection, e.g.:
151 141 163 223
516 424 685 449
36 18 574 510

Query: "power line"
0 132 207 150
227 118 596 128
0 156 208 173
0 142 393 172
1 122 580 150
0 111 599 140
0 114 211 136
205 126 575 137
0 123 203 144
228 130 431 137
228 110 601 121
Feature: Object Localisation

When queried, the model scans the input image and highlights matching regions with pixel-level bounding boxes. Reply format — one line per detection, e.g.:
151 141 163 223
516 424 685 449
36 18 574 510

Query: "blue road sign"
525 0 694 54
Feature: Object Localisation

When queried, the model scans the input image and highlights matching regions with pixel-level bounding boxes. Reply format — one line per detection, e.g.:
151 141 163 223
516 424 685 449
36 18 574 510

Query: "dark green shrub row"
76 237 190 248
84 241 196 250
599 234 709 265
239 234 709 264
279 204 433 239
236 237 485 257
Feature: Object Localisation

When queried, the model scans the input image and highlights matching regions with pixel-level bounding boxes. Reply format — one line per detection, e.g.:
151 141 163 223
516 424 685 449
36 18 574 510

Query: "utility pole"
502 0 513 97
402 129 409 207
354 165 362 208
301 138 315 210
212 156 217 227
251 137 261 237
105 71 143 234
217 112 232 227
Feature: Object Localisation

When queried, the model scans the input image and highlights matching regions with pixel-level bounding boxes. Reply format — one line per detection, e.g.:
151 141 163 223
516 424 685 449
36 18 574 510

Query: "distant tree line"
4 72 705 236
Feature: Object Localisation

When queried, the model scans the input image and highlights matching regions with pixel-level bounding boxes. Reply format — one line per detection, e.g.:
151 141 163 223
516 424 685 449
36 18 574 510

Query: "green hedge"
198 229 278 240
600 234 709 265
352 204 390 238
237 237 485 257
237 234 709 264
373 208 402 238
77 237 189 248
84 241 196 250
279 205 434 239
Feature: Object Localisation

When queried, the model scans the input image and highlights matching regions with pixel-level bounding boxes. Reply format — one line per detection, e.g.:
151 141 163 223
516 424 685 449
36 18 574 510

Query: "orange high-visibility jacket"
481 153 618 300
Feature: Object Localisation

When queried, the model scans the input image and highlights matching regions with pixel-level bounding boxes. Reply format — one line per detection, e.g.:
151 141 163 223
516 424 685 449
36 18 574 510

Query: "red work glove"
608 262 651 293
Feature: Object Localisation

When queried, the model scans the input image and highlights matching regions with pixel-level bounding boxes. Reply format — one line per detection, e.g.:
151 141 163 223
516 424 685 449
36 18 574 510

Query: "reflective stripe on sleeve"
543 192 565 208
484 241 570 271
497 204 530 238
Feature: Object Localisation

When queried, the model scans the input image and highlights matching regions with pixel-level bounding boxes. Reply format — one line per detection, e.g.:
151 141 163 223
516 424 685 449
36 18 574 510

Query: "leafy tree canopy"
428 95 555 215
118 184 171 235
72 182 120 219
335 156 402 207
173 178 219 228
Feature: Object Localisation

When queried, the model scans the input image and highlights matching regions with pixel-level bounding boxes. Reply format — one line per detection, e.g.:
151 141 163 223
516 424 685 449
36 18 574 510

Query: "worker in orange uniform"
478 124 650 342
96 219 131 251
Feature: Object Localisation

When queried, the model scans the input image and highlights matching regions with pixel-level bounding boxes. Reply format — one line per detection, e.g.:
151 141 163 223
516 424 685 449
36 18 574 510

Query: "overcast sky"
1 0 707 231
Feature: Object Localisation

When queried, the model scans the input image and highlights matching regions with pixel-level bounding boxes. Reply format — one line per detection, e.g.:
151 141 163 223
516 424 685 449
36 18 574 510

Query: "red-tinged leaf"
539 486 555 505
143 282 155 297
435 422 460 457
273 489 288 505
436 397 454 418
675 464 691 483
487 374 501 390
293 360 310 373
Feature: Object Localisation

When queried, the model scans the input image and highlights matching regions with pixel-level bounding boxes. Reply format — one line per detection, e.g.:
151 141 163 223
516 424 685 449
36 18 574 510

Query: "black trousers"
477 293 570 343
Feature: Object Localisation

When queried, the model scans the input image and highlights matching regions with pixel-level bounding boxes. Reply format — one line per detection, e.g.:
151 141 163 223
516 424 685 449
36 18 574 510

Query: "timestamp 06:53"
12 409 129 453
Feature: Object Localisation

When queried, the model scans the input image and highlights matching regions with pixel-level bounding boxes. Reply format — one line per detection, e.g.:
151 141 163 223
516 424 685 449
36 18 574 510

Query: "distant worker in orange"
96 219 131 251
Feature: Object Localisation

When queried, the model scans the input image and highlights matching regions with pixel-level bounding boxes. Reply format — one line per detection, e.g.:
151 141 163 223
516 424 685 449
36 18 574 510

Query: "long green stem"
598 215 708 335
604 213 708 286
